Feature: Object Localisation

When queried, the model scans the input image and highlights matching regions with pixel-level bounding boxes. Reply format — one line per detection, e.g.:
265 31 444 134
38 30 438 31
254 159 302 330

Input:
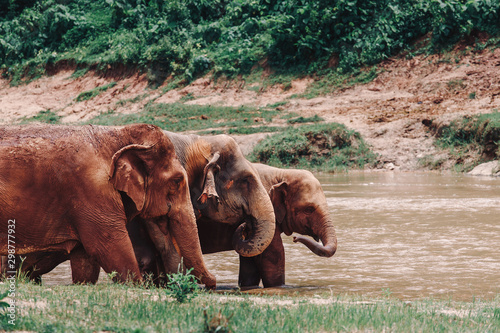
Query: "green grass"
302 66 380 98
287 114 324 124
250 123 377 172
426 112 500 171
19 110 61 124
115 93 149 107
227 126 284 135
75 82 117 102
86 102 282 133
1 281 499 332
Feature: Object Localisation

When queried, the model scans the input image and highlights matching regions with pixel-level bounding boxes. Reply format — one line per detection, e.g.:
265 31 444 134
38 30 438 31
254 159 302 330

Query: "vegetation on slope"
1 0 500 85
421 112 500 171
250 123 377 172
84 102 284 133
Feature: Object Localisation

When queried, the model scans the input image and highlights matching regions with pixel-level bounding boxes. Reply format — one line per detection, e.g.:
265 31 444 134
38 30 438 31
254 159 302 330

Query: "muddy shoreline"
2 47 500 171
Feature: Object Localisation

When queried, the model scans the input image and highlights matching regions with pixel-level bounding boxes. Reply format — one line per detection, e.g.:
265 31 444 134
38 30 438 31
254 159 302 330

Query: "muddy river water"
45 172 500 301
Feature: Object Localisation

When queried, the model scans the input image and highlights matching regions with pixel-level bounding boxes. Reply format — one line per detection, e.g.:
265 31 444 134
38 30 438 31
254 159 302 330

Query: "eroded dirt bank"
2 47 500 171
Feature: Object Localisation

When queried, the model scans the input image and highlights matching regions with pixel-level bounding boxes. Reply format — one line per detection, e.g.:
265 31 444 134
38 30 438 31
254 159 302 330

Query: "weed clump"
436 112 500 160
166 267 199 303
250 123 377 172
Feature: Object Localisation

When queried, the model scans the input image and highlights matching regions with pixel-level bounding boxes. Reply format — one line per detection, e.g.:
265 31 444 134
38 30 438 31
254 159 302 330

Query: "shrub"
250 123 377 172
166 267 199 303
435 112 500 161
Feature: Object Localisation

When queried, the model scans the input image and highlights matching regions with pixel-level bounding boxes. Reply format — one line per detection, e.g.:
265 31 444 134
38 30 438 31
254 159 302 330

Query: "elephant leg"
70 247 100 284
238 227 286 288
79 223 141 283
259 226 286 288
238 255 261 288
23 252 69 283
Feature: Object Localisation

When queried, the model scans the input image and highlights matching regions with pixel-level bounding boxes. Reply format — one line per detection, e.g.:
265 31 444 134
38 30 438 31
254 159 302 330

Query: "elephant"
154 163 337 288
3 131 276 285
237 163 337 287
0 123 215 287
161 132 276 258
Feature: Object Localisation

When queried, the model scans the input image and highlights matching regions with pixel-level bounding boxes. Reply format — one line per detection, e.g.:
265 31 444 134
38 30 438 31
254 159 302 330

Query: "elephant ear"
197 152 221 205
269 181 288 224
110 144 154 212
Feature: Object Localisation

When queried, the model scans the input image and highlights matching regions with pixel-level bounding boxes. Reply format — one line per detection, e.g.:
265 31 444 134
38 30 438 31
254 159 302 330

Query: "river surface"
44 172 500 301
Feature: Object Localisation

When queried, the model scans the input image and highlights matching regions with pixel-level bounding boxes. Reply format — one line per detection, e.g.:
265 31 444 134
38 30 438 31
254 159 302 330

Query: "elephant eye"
303 206 316 215
171 177 183 188
238 176 251 185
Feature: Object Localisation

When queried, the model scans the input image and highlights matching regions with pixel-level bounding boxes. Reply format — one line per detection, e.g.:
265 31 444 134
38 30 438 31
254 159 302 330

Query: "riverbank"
1 281 499 332
2 44 500 172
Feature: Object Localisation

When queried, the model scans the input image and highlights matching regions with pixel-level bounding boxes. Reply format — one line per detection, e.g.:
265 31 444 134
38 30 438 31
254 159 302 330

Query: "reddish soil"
2 46 500 171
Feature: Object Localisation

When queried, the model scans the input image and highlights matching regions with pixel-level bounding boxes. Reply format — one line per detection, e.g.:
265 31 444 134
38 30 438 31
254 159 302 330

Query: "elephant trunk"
293 219 337 258
162 209 216 288
232 193 276 257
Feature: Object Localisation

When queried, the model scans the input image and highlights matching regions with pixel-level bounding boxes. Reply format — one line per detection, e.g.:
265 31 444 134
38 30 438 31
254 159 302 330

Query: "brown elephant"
161 132 276 258
158 163 337 287
4 131 276 285
0 124 215 287
237 163 337 287
114 132 277 282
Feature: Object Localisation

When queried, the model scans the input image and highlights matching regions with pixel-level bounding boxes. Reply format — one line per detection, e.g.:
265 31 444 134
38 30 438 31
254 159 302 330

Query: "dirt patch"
1 47 500 170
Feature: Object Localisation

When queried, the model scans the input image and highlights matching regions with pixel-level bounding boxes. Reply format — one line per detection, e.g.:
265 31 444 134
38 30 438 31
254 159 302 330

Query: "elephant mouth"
233 218 251 240
281 221 293 236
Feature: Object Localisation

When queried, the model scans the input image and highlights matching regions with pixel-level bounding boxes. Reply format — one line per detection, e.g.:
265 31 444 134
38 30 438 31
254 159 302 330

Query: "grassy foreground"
1 281 499 332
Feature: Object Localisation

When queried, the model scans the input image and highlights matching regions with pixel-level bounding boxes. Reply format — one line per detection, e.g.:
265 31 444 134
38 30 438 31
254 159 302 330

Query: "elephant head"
255 164 337 258
109 135 185 220
165 132 276 257
109 126 215 287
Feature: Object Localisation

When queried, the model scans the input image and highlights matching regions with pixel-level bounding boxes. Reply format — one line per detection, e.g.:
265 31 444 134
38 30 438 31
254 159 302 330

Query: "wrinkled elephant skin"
0 124 214 287
184 164 337 288
149 163 337 288
163 132 276 258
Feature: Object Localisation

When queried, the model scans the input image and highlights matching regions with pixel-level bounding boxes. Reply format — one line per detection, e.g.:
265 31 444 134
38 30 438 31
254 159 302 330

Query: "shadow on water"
44 172 500 301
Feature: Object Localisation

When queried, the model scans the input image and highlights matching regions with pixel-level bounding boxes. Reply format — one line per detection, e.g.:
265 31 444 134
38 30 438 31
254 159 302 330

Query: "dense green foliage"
1 0 499 84
250 123 377 171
